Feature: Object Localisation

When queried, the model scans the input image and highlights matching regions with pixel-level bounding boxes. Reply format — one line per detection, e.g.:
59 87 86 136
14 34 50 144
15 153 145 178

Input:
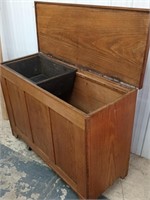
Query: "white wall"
0 0 38 60
0 0 150 159
132 52 150 159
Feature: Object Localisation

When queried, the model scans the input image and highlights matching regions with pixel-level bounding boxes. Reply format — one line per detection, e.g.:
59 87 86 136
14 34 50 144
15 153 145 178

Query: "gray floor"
1 112 150 200
0 143 80 200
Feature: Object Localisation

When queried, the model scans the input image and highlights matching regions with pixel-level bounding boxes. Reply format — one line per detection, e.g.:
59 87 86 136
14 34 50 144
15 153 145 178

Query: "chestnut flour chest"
1 2 150 199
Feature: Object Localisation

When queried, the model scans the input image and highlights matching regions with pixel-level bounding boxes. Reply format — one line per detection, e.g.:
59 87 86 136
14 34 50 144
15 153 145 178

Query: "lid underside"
35 2 150 88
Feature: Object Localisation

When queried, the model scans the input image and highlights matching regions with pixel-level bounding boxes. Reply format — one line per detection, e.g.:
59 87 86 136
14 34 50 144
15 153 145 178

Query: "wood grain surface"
1 65 86 129
1 77 16 134
50 109 87 197
86 90 137 198
35 3 150 88
6 80 33 140
68 74 123 113
1 59 137 198
25 94 55 162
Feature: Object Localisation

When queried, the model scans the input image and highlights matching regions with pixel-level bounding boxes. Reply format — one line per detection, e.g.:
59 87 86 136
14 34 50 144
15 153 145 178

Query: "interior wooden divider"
66 74 128 113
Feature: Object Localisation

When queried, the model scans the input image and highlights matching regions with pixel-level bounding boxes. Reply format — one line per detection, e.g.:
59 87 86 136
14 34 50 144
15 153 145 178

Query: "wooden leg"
28 146 32 151
15 134 19 139
120 169 129 179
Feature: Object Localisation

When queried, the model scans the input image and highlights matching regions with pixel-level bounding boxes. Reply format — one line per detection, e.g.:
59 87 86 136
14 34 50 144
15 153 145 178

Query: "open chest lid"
35 2 150 89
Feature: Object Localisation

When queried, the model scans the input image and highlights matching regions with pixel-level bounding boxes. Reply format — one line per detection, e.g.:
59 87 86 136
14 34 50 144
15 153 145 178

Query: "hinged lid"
35 2 150 88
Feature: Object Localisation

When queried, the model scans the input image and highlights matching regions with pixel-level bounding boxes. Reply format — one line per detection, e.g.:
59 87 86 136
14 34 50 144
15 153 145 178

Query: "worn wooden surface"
50 110 87 197
36 3 150 88
68 74 124 113
1 64 89 198
1 56 136 198
1 77 16 134
1 61 136 198
6 80 33 140
1 66 86 129
26 94 55 162
86 90 137 198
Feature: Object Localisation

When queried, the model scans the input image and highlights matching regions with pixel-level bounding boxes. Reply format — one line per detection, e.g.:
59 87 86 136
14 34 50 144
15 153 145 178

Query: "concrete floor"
1 109 150 200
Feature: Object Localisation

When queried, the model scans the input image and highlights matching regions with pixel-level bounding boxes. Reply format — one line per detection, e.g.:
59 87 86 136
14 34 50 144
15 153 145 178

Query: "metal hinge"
85 67 136 89
45 53 136 89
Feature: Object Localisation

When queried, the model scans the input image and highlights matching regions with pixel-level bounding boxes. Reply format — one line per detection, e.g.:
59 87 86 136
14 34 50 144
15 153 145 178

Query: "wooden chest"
1 2 150 199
